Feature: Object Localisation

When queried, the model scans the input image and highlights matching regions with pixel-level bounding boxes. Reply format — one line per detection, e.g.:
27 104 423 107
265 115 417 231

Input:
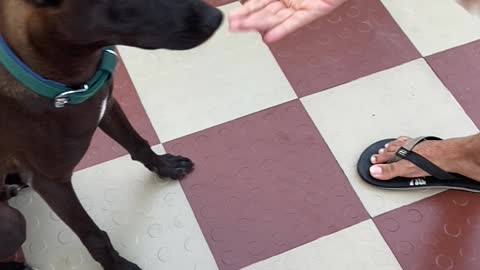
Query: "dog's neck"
0 1 103 87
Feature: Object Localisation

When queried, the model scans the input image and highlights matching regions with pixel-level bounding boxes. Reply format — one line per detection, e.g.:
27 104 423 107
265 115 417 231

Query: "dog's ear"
29 0 63 7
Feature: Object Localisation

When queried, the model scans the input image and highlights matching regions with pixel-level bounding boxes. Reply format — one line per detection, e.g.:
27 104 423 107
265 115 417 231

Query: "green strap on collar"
0 36 117 108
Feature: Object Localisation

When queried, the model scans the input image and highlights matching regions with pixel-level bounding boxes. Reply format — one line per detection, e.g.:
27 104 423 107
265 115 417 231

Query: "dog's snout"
202 8 223 31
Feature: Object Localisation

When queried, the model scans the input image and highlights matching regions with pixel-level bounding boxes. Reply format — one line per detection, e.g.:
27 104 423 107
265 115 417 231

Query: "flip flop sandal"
357 136 480 192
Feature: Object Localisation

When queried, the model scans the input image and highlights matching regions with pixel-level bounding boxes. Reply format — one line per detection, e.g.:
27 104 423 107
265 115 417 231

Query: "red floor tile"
427 40 480 128
75 55 159 171
375 190 480 270
164 100 368 270
205 0 237 7
268 0 420 97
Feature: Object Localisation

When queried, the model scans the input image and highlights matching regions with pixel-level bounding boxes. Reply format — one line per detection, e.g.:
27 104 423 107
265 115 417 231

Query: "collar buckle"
54 84 89 108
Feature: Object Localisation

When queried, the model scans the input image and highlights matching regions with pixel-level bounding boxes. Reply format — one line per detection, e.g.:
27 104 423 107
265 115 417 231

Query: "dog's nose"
203 8 223 31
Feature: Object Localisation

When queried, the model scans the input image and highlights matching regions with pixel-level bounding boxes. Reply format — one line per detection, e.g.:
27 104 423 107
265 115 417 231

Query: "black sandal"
357 136 480 192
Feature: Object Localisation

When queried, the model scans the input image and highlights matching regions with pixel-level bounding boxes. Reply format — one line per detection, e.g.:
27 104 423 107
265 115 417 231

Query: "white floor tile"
381 0 480 55
302 59 478 217
242 220 402 270
10 146 217 270
119 3 297 142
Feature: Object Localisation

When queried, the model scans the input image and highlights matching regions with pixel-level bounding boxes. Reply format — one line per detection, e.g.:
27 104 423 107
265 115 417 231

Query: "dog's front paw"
0 185 21 201
145 154 194 180
109 259 142 270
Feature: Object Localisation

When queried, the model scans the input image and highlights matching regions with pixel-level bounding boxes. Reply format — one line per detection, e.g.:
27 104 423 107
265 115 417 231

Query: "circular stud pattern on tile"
347 6 361 17
210 227 228 242
57 229 75 245
221 250 238 266
248 240 266 256
444 223 462 238
195 135 209 145
327 15 343 24
357 21 373 33
226 196 241 209
294 172 312 185
262 209 275 223
262 112 276 122
120 234 139 248
275 131 291 145
112 211 128 226
343 204 361 219
397 241 415 256
306 192 326 206
331 184 348 197
316 37 331 46
36 263 56 270
163 192 176 206
157 247 172 262
226 147 242 158
435 254 454 270
237 218 250 232
218 127 232 137
383 218 400 232
190 184 206 197
200 206 216 219
407 209 423 223
174 214 187 229
452 198 469 207
29 215 41 233
260 159 275 171
420 231 440 247
29 240 47 254
236 167 251 179
213 175 230 189
148 223 164 238
466 216 480 229
184 236 197 252
272 232 287 246
251 139 269 152
170 143 186 153
66 254 84 269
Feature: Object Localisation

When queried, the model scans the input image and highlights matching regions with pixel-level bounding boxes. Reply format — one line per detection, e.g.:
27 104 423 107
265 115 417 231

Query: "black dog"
0 0 223 269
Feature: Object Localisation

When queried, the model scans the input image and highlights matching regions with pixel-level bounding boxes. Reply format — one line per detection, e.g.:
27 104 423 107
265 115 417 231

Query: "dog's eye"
30 0 63 7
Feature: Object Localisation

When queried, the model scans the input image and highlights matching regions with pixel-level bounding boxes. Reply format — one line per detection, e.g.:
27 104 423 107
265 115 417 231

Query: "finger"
240 4 292 31
262 11 318 43
229 0 278 19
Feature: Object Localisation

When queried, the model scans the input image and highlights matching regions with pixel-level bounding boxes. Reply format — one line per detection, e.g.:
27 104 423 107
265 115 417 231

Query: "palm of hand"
229 0 344 43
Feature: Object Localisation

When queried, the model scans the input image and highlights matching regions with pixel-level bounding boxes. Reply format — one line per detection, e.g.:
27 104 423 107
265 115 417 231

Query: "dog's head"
23 0 223 50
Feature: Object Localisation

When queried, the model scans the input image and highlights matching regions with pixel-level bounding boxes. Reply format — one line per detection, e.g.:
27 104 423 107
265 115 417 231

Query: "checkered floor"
10 0 480 269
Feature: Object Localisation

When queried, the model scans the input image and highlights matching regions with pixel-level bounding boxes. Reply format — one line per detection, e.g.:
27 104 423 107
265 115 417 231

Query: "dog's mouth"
138 14 223 51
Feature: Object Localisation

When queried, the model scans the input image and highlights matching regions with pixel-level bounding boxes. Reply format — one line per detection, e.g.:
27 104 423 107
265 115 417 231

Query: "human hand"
228 0 347 43
458 0 480 12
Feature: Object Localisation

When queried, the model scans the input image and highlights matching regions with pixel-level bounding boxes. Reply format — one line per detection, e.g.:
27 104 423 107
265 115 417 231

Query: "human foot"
369 136 480 181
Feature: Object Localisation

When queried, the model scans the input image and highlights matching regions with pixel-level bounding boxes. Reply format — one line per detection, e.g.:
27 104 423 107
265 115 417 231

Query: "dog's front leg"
100 98 194 179
33 177 141 270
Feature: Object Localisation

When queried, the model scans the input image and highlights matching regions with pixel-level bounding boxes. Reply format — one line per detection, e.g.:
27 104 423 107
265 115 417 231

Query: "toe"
372 149 395 164
372 138 410 164
369 161 411 180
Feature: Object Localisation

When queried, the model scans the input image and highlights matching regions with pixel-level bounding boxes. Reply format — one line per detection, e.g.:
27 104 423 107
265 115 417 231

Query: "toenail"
370 155 377 163
379 148 385 154
370 166 382 176
385 143 389 148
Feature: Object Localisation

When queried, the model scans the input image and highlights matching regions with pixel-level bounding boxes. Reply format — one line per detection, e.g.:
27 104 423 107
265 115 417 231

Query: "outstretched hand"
228 0 347 43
